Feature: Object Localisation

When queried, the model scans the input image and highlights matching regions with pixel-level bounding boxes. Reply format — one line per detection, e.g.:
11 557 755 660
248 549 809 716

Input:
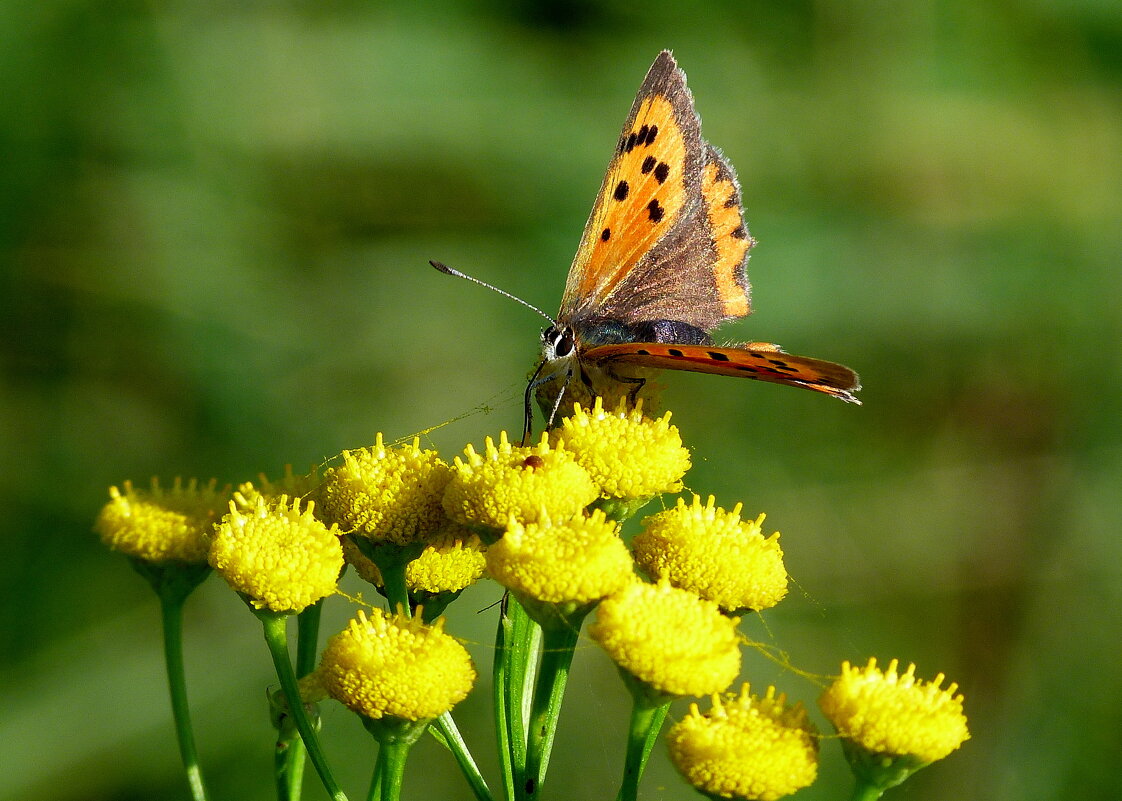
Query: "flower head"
95 478 228 564
819 658 969 768
442 432 599 534
486 509 633 606
343 523 487 595
316 608 476 721
590 579 741 698
551 398 690 500
317 434 451 545
209 495 343 613
667 684 819 800
234 465 320 512
633 495 788 612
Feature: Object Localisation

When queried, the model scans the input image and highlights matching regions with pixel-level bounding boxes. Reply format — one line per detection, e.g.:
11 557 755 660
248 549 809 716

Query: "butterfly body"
531 50 860 424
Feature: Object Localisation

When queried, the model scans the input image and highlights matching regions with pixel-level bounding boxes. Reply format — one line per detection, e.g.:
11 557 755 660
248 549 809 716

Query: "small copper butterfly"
435 50 859 435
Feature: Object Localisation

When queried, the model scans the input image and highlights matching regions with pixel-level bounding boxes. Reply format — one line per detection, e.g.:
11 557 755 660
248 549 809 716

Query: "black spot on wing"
641 155 656 174
667 348 683 357
600 228 611 241
654 162 670 184
614 180 630 201
647 199 665 223
707 351 730 361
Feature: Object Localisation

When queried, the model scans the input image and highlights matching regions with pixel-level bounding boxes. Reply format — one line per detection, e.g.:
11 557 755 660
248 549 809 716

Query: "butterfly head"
540 323 576 363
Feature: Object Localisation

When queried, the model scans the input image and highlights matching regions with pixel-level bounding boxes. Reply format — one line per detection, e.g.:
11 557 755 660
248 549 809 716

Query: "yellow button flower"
234 465 320 512
550 398 690 500
95 478 228 564
317 434 451 545
667 684 819 801
210 495 343 613
819 658 969 765
316 608 476 721
343 523 487 595
590 579 741 698
442 432 599 534
633 496 788 613
486 509 633 605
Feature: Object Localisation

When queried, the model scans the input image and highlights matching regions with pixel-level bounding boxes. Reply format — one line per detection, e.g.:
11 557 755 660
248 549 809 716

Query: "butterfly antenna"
430 261 556 325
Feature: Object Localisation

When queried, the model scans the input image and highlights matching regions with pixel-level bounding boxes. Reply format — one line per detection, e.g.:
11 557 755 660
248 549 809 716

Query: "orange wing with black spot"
559 51 706 323
559 52 754 332
584 341 862 403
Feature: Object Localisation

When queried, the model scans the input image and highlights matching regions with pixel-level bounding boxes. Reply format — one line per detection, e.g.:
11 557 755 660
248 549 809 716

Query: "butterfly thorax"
546 317 714 353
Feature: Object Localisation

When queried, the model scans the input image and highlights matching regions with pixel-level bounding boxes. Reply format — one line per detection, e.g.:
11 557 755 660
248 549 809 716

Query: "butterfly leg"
524 360 572 444
602 363 647 406
544 363 574 431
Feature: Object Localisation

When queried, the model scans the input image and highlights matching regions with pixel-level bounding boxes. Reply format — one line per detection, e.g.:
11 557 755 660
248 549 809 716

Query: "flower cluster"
95 397 969 801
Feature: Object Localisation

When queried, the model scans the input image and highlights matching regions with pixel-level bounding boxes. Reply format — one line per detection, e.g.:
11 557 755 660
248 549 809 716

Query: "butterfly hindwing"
559 50 705 322
584 341 862 403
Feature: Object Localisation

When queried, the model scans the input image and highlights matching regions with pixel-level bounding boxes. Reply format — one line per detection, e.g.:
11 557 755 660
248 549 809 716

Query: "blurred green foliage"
2 1 1121 799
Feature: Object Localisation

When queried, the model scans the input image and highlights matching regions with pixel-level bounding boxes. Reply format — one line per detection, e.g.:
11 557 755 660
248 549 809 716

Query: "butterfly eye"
542 325 574 358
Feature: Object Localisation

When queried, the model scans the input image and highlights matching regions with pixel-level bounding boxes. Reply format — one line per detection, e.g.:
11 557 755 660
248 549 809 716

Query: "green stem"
379 559 411 615
493 601 516 801
367 748 384 801
616 695 671 801
275 722 306 801
275 600 324 801
523 618 584 799
296 599 324 676
504 596 540 801
362 717 429 801
849 780 885 801
159 589 209 801
375 739 410 801
432 712 494 801
256 609 349 801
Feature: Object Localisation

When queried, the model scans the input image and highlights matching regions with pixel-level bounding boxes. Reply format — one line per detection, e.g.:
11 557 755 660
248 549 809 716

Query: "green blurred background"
3 1 1120 799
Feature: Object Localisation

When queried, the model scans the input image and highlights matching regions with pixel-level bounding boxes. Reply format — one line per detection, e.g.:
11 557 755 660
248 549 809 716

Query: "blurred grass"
2 1 1121 799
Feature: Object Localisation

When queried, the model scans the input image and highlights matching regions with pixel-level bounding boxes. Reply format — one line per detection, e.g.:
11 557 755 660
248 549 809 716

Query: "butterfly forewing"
559 51 705 322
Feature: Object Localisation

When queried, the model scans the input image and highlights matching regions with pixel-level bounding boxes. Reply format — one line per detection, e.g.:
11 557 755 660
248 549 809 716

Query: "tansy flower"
590 578 741 698
343 523 487 595
819 658 969 785
209 495 343 613
633 496 788 613
234 465 320 512
95 478 228 564
550 398 690 501
315 607 476 722
317 434 451 545
442 432 598 535
486 509 633 612
667 684 819 801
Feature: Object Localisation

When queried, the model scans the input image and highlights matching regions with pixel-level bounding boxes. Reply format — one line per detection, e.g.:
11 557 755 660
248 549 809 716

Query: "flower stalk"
141 561 212 801
256 608 349 801
616 687 671 801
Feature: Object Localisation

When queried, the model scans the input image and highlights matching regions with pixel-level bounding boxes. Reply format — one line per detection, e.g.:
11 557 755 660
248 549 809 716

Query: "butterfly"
434 50 859 438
